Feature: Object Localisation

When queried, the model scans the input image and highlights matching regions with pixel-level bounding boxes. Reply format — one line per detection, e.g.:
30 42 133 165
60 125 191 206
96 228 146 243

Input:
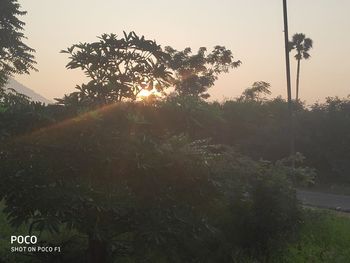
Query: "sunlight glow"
137 89 162 99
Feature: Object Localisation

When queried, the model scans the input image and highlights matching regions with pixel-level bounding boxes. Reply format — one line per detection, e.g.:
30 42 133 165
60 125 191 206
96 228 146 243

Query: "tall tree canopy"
289 33 313 101
59 32 242 106
164 46 241 99
59 32 172 106
0 0 37 88
239 81 271 102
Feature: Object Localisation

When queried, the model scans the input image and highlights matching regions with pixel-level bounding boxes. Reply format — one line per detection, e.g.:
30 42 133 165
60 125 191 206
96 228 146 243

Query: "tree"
59 32 172 106
164 46 241 99
239 81 271 102
0 0 37 88
289 33 313 101
0 86 54 145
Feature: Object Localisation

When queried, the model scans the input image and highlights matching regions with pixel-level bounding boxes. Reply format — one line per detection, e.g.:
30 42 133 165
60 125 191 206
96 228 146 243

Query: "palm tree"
289 33 313 101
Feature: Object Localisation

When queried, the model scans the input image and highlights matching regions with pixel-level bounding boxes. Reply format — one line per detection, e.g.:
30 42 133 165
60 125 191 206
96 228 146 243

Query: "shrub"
0 102 306 262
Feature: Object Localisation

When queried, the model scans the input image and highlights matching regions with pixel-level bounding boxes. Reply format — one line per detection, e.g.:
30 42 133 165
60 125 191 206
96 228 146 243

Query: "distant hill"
4 78 52 104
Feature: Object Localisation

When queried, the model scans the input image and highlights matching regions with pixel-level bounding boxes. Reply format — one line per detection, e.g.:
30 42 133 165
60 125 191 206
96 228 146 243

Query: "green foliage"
0 86 31 109
164 46 241 98
59 32 172 106
161 95 225 139
0 102 303 262
271 210 350 263
199 148 302 262
0 202 87 263
2 77 350 261
0 108 218 261
0 87 54 142
239 81 271 102
221 96 292 160
275 153 316 186
0 0 37 87
297 96 350 184
0 202 35 263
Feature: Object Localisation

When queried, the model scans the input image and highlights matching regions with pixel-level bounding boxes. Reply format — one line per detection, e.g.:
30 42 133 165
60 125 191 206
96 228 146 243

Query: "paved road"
297 190 350 212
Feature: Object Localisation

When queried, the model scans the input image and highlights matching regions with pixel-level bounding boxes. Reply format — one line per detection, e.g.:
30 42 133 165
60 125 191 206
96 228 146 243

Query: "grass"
272 209 350 263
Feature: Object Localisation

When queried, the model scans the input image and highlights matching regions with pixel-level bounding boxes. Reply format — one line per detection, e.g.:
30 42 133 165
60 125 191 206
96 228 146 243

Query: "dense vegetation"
1 31 349 263
1 2 350 262
0 0 36 87
0 97 303 262
1 44 349 261
2 89 350 262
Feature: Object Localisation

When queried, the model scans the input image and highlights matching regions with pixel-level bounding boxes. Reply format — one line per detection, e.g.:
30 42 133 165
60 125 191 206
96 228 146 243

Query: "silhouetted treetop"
0 0 37 88
59 32 242 106
164 46 241 99
289 33 313 101
239 81 271 102
289 33 313 60
59 31 172 106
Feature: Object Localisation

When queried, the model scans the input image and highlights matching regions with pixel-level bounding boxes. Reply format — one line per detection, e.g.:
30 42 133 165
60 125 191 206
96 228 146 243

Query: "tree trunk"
296 58 301 101
88 236 108 263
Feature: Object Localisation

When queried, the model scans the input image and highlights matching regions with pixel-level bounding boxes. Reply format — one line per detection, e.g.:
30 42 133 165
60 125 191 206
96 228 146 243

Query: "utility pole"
282 0 295 166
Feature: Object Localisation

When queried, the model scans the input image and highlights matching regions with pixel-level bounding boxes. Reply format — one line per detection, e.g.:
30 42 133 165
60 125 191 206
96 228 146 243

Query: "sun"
137 89 162 100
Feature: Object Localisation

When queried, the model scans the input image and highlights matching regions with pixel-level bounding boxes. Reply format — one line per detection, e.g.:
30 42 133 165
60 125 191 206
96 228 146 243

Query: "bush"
204 150 303 262
0 102 306 262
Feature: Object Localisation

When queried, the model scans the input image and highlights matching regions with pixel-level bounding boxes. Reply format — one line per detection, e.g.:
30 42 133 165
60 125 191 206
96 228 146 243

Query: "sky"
14 0 350 104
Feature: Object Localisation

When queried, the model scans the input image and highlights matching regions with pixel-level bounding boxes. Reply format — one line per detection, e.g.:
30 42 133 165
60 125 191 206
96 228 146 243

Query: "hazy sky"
14 0 350 103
